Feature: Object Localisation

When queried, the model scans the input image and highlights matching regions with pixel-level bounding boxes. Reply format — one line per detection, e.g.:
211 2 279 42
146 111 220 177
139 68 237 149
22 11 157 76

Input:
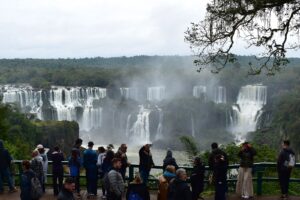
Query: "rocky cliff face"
35 120 79 154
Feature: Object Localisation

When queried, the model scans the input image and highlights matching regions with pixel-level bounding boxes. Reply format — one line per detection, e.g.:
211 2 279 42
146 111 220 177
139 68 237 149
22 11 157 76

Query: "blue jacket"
83 149 97 169
68 156 81 177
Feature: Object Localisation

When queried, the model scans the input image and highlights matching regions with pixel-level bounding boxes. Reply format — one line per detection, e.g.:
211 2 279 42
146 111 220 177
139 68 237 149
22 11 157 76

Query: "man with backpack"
20 160 43 200
0 140 17 194
277 140 295 199
107 158 125 200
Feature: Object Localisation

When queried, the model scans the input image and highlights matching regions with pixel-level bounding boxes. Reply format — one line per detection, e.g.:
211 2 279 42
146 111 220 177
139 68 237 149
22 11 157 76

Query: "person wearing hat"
36 144 48 193
83 141 98 197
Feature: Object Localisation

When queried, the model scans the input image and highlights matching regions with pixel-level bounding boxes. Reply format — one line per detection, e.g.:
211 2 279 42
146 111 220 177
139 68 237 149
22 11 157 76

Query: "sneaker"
101 195 107 199
9 187 17 193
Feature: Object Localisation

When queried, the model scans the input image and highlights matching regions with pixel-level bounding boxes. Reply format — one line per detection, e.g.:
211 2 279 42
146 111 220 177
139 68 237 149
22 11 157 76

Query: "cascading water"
120 88 138 100
1 85 106 131
147 86 165 101
155 108 164 140
1 85 43 118
213 86 227 104
191 114 195 137
193 86 207 100
129 105 151 144
230 84 267 142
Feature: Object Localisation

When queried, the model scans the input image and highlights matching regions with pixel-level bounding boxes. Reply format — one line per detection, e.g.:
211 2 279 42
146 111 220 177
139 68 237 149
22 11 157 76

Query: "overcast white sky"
0 0 299 58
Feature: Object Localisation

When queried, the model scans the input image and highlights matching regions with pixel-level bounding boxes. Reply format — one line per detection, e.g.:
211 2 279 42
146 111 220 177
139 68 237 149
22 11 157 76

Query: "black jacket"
277 148 295 171
126 183 150 200
208 148 228 170
163 158 178 171
139 147 154 171
190 164 205 193
51 151 65 173
214 159 227 184
238 147 256 168
168 178 192 200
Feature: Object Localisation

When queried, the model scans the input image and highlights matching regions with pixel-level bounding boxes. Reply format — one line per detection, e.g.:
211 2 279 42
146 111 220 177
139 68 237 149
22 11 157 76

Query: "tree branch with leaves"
185 0 300 75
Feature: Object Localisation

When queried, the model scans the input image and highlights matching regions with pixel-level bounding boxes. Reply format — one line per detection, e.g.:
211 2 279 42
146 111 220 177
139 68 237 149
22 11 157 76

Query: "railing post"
129 165 134 182
256 171 263 196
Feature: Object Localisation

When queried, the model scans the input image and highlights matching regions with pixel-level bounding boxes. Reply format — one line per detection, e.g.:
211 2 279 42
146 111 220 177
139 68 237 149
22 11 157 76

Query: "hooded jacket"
163 150 178 171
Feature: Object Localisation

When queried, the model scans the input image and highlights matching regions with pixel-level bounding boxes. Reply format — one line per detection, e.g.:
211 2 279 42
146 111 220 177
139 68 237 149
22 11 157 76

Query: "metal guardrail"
11 161 300 196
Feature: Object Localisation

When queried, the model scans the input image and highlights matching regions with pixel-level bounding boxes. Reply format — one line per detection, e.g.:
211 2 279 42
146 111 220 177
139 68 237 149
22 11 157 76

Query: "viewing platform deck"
1 189 300 200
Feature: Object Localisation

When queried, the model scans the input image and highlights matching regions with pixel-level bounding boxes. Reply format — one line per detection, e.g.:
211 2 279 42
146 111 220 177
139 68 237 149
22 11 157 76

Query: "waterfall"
49 86 106 131
213 86 226 104
125 114 132 137
193 85 207 100
147 86 165 101
155 108 164 140
1 85 106 131
230 84 267 142
129 105 151 144
191 114 195 137
1 85 43 116
120 88 138 100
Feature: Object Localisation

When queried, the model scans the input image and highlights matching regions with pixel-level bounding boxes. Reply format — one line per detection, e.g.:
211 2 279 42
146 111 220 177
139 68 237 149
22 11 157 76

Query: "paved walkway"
1 189 300 200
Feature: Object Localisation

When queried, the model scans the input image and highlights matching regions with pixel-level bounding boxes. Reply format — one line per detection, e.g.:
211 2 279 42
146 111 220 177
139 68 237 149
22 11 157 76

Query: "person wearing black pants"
277 140 295 199
213 154 228 200
51 146 65 196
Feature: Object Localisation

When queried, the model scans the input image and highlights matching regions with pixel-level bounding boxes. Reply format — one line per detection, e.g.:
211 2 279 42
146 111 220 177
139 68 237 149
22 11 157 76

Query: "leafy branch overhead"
185 0 300 75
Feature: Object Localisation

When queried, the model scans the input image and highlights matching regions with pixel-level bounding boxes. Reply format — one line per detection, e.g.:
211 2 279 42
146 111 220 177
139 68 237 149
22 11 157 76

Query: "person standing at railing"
50 146 65 196
36 144 48 193
162 149 178 172
190 157 205 200
0 139 17 194
213 154 228 200
83 141 98 198
139 144 154 186
236 142 256 199
73 138 83 158
115 144 130 181
277 140 295 200
30 150 44 194
68 148 82 196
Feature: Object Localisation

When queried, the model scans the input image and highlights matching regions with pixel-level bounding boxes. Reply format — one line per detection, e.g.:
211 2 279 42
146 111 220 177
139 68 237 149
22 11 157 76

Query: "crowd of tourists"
0 139 296 200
